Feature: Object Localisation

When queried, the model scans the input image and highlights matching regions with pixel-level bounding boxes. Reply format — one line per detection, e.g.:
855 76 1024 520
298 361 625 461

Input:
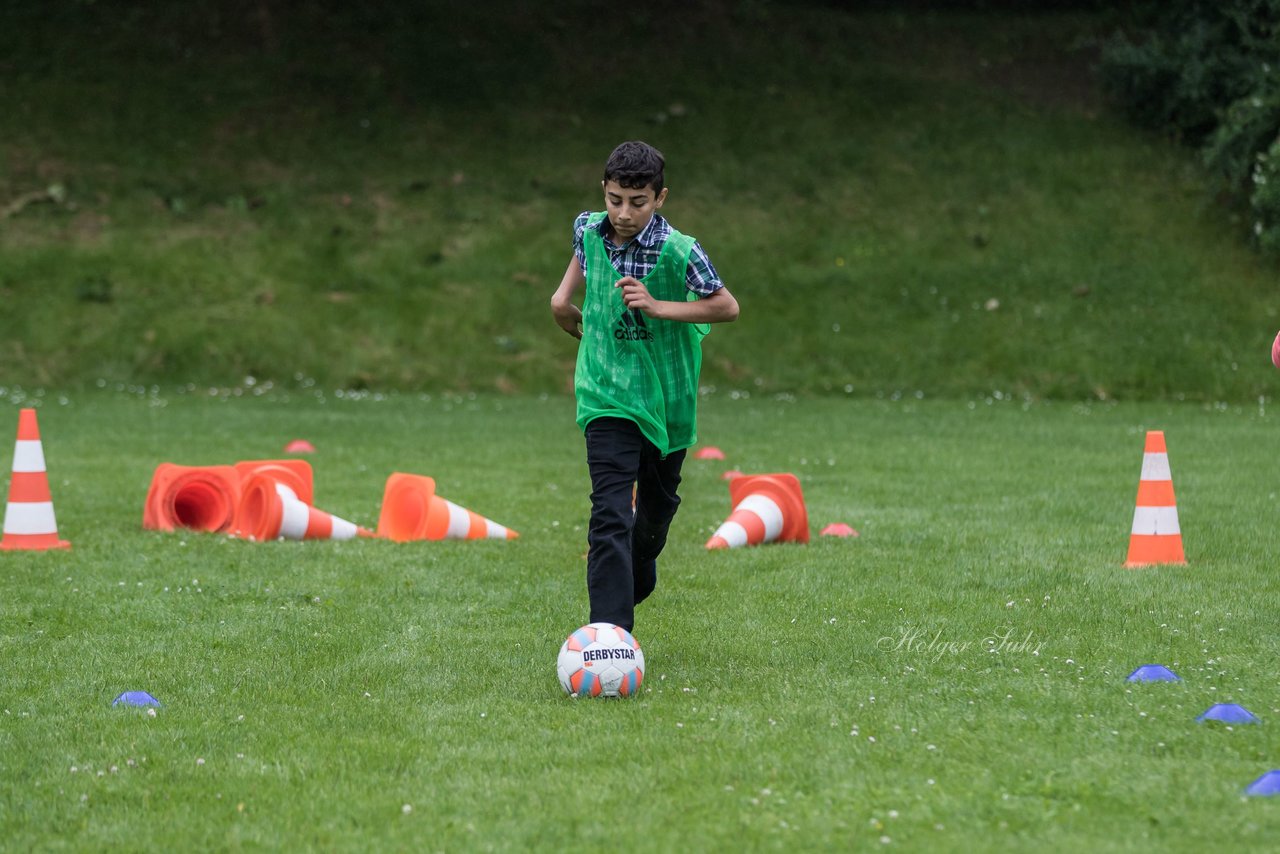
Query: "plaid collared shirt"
572 211 723 296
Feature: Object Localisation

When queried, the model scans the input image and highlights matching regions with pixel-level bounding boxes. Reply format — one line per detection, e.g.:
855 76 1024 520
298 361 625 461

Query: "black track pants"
584 417 686 632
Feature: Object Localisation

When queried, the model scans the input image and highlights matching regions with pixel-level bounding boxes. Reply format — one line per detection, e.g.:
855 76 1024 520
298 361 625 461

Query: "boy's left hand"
617 277 657 316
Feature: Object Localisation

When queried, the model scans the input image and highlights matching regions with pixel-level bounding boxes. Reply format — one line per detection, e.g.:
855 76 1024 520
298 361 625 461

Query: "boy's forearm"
551 258 584 305
652 288 739 324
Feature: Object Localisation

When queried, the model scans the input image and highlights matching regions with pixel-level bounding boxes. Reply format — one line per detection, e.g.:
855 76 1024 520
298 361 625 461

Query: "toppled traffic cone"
706 473 808 549
143 463 242 533
1125 430 1186 567
1 408 70 551
377 473 518 542
233 459 313 505
144 459 315 533
236 473 372 541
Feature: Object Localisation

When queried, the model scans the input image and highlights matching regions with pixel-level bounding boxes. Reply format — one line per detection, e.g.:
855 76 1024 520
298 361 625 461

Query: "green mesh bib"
575 213 709 454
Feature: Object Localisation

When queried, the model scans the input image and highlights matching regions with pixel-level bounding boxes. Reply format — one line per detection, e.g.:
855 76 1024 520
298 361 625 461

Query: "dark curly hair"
603 141 665 193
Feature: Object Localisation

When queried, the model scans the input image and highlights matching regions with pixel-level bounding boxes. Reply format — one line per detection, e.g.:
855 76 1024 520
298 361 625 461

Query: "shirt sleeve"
572 211 593 273
685 241 723 296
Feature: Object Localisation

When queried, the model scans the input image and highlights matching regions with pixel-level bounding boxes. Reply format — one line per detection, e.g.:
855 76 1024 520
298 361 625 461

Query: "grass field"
2 390 1277 850
3 0 1280 848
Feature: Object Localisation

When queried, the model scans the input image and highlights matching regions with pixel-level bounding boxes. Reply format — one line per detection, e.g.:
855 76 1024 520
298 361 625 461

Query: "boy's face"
602 179 667 243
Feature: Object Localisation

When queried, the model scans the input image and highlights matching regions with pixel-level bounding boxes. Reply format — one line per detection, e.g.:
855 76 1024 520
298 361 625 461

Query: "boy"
550 140 739 633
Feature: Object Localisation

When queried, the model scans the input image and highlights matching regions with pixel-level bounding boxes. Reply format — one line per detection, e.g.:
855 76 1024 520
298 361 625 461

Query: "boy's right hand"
551 299 583 339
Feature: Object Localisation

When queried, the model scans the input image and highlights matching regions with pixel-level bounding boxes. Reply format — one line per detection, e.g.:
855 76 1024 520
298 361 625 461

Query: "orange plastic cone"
143 463 242 532
235 473 372 541
1 408 71 551
144 459 314 534
706 473 809 549
1125 430 1186 567
376 473 519 542
233 459 313 506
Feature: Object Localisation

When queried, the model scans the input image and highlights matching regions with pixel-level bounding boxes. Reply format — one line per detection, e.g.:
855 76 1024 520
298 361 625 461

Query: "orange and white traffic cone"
706 473 809 549
235 473 373 541
142 460 312 533
234 459 313 506
142 463 242 533
1125 430 1186 567
376 473 519 542
2 408 70 551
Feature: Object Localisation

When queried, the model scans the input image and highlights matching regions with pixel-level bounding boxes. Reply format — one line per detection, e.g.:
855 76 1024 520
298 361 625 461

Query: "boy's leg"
631 446 686 605
584 418 644 631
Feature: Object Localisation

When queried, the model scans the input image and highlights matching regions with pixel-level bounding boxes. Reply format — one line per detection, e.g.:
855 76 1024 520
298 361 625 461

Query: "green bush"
1100 0 1280 252
1252 135 1280 252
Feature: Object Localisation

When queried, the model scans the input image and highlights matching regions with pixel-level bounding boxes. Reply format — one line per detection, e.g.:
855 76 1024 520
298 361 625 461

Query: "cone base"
1 535 71 551
1125 534 1186 567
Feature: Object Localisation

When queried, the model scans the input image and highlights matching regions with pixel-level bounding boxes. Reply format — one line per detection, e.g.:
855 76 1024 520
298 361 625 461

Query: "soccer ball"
556 622 645 698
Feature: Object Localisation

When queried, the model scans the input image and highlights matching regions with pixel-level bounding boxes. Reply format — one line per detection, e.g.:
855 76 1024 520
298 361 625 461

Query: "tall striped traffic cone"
706 473 809 550
2 408 70 551
235 474 373 541
1125 430 1186 567
376 473 519 542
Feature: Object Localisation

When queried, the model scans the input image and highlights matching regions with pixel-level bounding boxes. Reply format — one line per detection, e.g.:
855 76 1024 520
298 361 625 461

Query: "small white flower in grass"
888 810 899 819
880 836 892 844
927 744 937 751
868 736 876 743
146 708 157 718
927 779 935 785
70 766 78 773
196 758 205 766
109 766 118 774
676 722 683 728
402 804 412 815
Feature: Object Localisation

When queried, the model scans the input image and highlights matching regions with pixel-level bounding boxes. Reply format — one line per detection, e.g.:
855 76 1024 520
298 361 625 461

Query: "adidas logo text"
615 310 654 342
